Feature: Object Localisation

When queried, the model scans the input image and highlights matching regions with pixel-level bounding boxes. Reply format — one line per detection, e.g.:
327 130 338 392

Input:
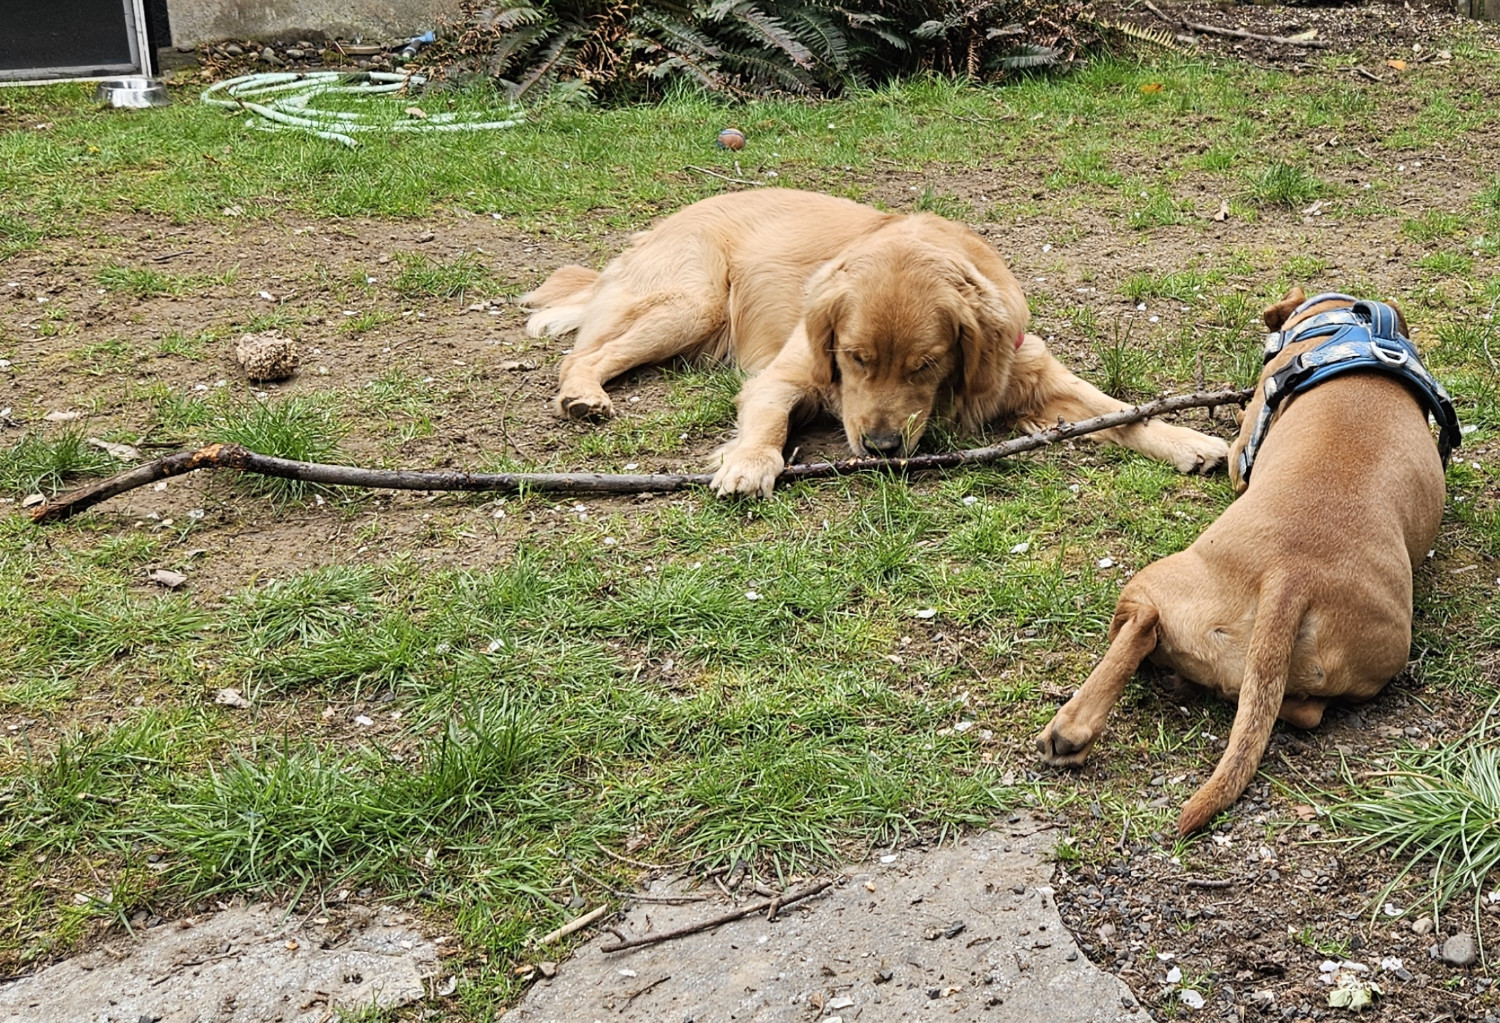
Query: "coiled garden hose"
200 71 522 148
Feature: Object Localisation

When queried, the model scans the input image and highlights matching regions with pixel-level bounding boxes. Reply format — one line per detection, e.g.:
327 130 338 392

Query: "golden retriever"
523 188 1228 497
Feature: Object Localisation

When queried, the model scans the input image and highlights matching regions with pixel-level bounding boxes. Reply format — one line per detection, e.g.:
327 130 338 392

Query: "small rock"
214 688 251 709
44 410 81 422
1411 916 1435 935
259 46 276 61
21 493 45 509
286 48 305 59
1441 933 1478 967
828 996 854 1009
416 230 435 243
234 331 301 382
538 961 557 978
149 569 188 589
225 43 244 56
1250 989 1275 1009
873 969 892 984
943 920 966 939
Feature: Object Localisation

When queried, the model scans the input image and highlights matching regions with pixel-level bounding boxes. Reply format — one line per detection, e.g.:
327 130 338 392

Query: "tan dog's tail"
1177 579 1307 835
521 264 599 337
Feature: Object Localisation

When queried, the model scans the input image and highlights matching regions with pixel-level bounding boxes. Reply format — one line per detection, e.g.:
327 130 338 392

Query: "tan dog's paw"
1034 714 1098 767
554 388 614 420
1165 427 1230 474
710 445 784 499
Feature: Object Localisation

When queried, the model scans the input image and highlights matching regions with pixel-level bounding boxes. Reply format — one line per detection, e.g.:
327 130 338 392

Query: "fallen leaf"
214 688 252 709
21 493 45 509
149 569 188 589
87 437 141 461
1180 989 1205 1009
1286 28 1318 41
1292 804 1318 821
1385 59 1407 71
404 105 428 119
1139 82 1163 94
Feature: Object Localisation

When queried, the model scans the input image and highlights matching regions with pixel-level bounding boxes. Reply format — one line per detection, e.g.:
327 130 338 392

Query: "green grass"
95 262 236 298
204 396 348 503
392 253 498 300
1320 729 1500 922
0 431 118 495
1244 163 1326 209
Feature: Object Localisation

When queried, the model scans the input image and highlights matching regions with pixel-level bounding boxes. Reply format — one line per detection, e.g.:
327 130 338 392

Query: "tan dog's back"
1037 293 1447 834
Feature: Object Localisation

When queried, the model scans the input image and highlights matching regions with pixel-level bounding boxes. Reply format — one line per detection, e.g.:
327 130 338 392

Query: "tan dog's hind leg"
1012 343 1229 473
555 293 723 419
1036 601 1160 765
1177 581 1307 835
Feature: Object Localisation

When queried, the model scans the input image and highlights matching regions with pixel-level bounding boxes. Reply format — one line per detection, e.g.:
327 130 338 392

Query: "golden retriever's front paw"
1034 715 1097 767
710 446 784 499
554 388 614 420
1168 428 1230 475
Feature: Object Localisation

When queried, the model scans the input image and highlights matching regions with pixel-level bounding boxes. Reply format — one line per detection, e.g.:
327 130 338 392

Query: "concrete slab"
166 0 462 48
0 902 438 1023
504 827 1152 1023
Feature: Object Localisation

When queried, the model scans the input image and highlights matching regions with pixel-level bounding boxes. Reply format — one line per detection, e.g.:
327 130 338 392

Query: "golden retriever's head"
803 231 1029 456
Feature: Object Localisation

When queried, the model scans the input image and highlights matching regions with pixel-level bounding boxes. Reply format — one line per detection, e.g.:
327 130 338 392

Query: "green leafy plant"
425 0 1101 103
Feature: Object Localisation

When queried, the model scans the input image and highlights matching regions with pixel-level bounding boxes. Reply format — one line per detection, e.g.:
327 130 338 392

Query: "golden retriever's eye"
847 351 867 368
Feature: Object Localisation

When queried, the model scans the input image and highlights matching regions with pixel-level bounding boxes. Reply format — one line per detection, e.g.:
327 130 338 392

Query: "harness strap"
1238 299 1462 484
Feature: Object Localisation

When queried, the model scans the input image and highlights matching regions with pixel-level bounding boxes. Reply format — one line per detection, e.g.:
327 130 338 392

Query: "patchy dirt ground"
1096 0 1474 67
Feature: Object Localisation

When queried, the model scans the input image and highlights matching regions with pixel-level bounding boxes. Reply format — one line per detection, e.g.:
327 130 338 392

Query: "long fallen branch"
1182 19 1331 48
1141 1 1330 47
29 388 1250 523
599 879 834 953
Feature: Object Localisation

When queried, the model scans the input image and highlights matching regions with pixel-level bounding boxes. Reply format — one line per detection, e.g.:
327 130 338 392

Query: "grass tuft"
206 396 347 503
0 431 118 495
393 253 497 299
1244 162 1325 209
1322 734 1500 920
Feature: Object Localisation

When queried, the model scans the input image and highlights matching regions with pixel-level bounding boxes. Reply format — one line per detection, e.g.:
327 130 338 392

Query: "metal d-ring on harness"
1236 292 1462 484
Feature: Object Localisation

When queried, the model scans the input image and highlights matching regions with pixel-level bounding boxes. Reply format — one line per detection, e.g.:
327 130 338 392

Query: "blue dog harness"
1237 293 1462 484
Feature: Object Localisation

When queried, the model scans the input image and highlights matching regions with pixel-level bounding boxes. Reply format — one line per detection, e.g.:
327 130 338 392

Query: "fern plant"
425 0 1102 104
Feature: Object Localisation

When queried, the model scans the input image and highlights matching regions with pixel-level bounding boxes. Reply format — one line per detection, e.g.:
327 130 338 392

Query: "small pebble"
1441 932 1478 967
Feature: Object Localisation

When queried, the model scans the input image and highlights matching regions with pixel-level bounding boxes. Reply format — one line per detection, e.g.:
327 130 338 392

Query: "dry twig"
684 165 764 187
538 904 609 946
599 879 833 953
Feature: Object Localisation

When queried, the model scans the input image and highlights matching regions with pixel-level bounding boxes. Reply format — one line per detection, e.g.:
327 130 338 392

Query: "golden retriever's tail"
1177 578 1307 835
520 264 599 337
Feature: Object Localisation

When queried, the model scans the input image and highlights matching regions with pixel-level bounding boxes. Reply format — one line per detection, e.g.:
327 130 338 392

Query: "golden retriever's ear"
955 268 1028 408
803 263 847 387
1261 287 1306 331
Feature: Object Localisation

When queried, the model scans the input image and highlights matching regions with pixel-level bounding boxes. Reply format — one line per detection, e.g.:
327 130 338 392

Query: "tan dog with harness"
1034 289 1461 834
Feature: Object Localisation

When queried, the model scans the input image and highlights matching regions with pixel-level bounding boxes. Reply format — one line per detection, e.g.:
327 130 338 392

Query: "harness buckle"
1370 341 1409 367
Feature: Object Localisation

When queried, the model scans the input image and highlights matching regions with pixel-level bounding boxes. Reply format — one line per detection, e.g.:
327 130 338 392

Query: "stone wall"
167 0 464 47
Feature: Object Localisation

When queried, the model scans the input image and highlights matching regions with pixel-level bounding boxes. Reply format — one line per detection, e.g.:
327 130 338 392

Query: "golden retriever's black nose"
863 432 902 454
